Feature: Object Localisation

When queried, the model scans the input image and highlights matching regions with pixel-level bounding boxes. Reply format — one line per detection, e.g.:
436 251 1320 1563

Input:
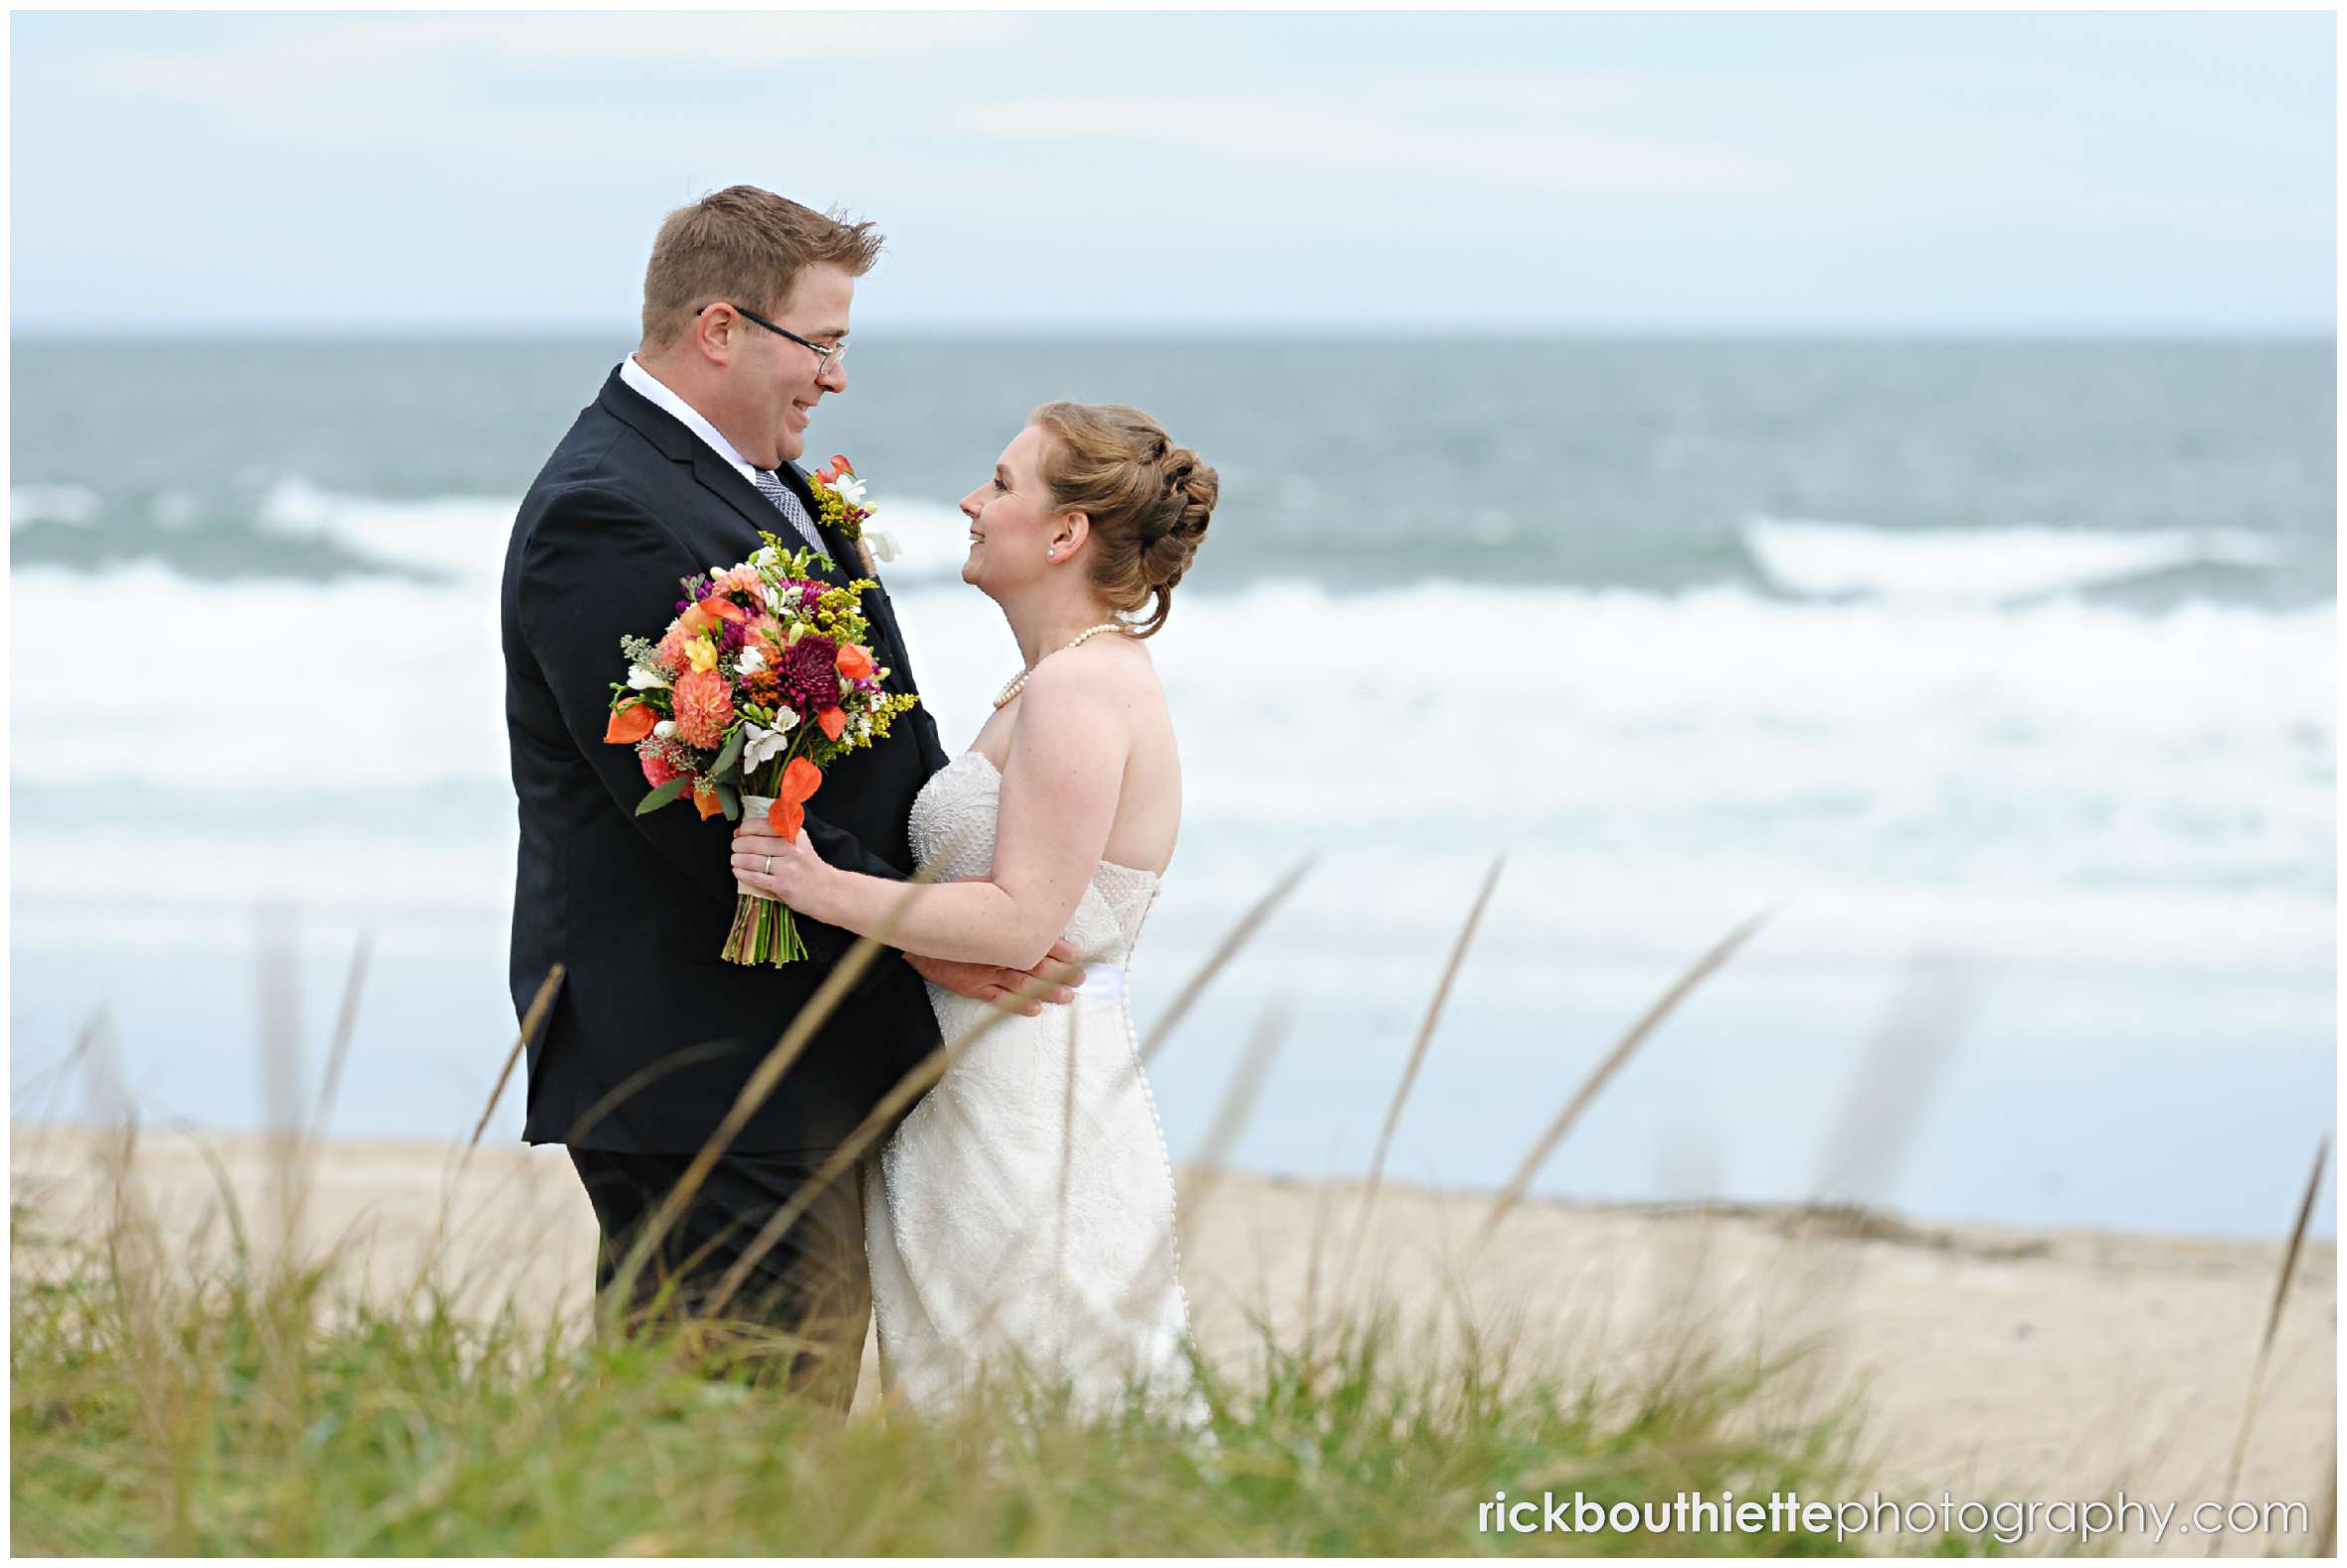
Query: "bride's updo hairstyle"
1029 402 1217 638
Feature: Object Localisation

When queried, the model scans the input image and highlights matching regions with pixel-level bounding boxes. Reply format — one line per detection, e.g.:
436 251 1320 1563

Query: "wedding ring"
764 855 774 876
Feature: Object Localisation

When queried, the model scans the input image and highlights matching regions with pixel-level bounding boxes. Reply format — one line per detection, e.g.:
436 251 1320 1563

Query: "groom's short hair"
640 186 884 349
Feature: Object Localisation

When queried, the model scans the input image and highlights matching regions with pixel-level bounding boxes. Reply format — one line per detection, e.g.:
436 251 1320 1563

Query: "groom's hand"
904 940 1082 1016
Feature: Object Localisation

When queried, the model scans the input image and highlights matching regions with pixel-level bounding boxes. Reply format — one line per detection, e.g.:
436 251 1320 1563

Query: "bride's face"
958 425 1062 594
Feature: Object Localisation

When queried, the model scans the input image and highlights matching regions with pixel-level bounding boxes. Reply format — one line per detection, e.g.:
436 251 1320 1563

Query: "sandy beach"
11 1123 2333 1556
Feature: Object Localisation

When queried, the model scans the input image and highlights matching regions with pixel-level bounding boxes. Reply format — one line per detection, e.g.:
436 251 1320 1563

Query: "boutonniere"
810 454 900 565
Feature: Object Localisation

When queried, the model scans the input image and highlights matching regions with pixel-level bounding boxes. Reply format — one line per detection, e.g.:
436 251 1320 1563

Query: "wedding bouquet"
604 525 921 965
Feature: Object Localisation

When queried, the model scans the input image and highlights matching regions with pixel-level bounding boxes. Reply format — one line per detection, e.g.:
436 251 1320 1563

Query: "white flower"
653 720 677 740
752 545 779 570
866 529 900 563
741 712 799 772
736 644 766 676
830 472 868 507
628 664 671 690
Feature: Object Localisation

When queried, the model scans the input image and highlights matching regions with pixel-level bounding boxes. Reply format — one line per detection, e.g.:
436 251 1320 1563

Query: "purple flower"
773 631 841 716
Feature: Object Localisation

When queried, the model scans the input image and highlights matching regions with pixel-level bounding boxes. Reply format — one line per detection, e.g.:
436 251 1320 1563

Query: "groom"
500 186 1072 1405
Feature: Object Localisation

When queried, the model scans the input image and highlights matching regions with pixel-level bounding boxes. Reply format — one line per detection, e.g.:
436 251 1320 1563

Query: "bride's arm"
729 658 1125 968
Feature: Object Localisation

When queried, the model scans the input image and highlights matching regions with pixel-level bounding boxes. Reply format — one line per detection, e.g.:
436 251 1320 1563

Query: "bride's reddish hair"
1029 403 1217 639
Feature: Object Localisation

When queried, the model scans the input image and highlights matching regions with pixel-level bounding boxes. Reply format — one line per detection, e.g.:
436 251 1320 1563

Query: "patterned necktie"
751 468 828 557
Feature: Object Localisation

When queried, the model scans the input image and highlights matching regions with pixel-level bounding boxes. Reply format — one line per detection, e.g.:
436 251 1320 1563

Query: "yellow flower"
686 638 719 673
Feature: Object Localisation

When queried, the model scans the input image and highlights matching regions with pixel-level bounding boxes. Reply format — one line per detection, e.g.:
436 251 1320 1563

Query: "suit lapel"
599 370 768 567
598 371 850 580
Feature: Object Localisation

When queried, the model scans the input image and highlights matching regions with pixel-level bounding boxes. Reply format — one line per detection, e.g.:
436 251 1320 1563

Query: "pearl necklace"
993 621 1128 709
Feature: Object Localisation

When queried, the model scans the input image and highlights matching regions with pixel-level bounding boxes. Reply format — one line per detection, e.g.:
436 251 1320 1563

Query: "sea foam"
1744 515 2285 604
9 488 2333 980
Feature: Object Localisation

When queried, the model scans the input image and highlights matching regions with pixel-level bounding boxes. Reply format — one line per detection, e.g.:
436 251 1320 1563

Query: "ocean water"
10 336 2336 1238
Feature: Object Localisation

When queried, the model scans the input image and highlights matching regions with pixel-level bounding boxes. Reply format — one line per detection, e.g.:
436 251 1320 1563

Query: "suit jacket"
500 367 952 1153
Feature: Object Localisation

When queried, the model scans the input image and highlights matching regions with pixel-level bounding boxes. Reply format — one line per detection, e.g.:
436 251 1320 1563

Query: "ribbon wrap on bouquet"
720 791 809 965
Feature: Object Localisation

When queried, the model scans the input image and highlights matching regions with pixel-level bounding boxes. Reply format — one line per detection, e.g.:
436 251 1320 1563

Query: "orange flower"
701 595 746 624
671 668 734 749
834 642 875 681
604 702 657 745
692 778 725 820
765 757 822 840
679 603 711 634
815 706 846 742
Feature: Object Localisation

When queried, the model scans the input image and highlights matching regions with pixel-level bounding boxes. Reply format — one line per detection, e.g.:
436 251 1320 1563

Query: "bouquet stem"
722 789 807 966
721 890 808 965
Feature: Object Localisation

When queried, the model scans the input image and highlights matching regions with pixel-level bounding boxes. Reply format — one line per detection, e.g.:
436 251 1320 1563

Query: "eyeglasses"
700 301 847 375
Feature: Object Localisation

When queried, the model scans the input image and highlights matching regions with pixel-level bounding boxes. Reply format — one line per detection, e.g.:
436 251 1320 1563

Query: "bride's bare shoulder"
1022 634 1162 709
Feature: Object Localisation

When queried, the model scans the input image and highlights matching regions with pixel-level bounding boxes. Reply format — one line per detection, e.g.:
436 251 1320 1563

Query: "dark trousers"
567 1146 870 1410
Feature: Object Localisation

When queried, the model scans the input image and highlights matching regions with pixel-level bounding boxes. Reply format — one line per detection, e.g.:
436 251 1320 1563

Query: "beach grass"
9 879 2326 1557
10 1163 1895 1557
6 884 1927 1558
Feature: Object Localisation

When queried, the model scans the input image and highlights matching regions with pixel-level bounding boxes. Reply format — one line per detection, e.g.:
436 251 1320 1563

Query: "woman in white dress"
729 402 1216 1414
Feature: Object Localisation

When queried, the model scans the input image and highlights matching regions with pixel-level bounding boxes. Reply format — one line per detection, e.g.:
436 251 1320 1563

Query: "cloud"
95 10 1019 80
80 21 1781 205
437 10 1028 64
20 13 2324 331
959 88 1789 198
82 12 1026 143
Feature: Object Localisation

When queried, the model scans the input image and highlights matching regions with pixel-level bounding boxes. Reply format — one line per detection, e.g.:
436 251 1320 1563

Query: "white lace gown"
863 752 1198 1413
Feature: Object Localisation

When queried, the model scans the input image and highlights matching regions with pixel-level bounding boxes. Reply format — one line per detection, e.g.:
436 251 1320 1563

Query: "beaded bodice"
907 752 1160 964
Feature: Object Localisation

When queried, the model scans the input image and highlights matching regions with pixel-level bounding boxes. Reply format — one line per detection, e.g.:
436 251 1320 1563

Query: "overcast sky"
10 9 2335 335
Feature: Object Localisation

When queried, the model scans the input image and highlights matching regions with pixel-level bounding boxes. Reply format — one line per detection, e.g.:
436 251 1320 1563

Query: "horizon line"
13 323 2338 345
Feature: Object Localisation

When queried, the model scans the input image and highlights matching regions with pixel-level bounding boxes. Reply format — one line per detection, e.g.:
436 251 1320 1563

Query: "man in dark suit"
500 187 1073 1405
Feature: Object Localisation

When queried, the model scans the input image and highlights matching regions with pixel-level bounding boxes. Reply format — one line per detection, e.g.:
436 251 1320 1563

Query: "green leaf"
715 783 741 822
712 725 746 779
634 776 689 815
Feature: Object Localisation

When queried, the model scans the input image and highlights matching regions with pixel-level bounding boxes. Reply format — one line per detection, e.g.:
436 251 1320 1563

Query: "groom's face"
744 262 855 467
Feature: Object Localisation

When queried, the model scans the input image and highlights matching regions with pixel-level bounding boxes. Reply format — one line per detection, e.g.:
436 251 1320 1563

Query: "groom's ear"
692 304 740 364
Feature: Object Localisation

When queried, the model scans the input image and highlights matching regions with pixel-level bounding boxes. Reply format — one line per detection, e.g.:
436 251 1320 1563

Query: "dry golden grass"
10 880 2335 1556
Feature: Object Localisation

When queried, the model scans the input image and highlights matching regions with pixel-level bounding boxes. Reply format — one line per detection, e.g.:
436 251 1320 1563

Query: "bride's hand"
730 821 833 910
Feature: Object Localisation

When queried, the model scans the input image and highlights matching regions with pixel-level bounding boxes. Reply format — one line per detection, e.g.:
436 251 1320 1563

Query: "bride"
729 401 1216 1413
